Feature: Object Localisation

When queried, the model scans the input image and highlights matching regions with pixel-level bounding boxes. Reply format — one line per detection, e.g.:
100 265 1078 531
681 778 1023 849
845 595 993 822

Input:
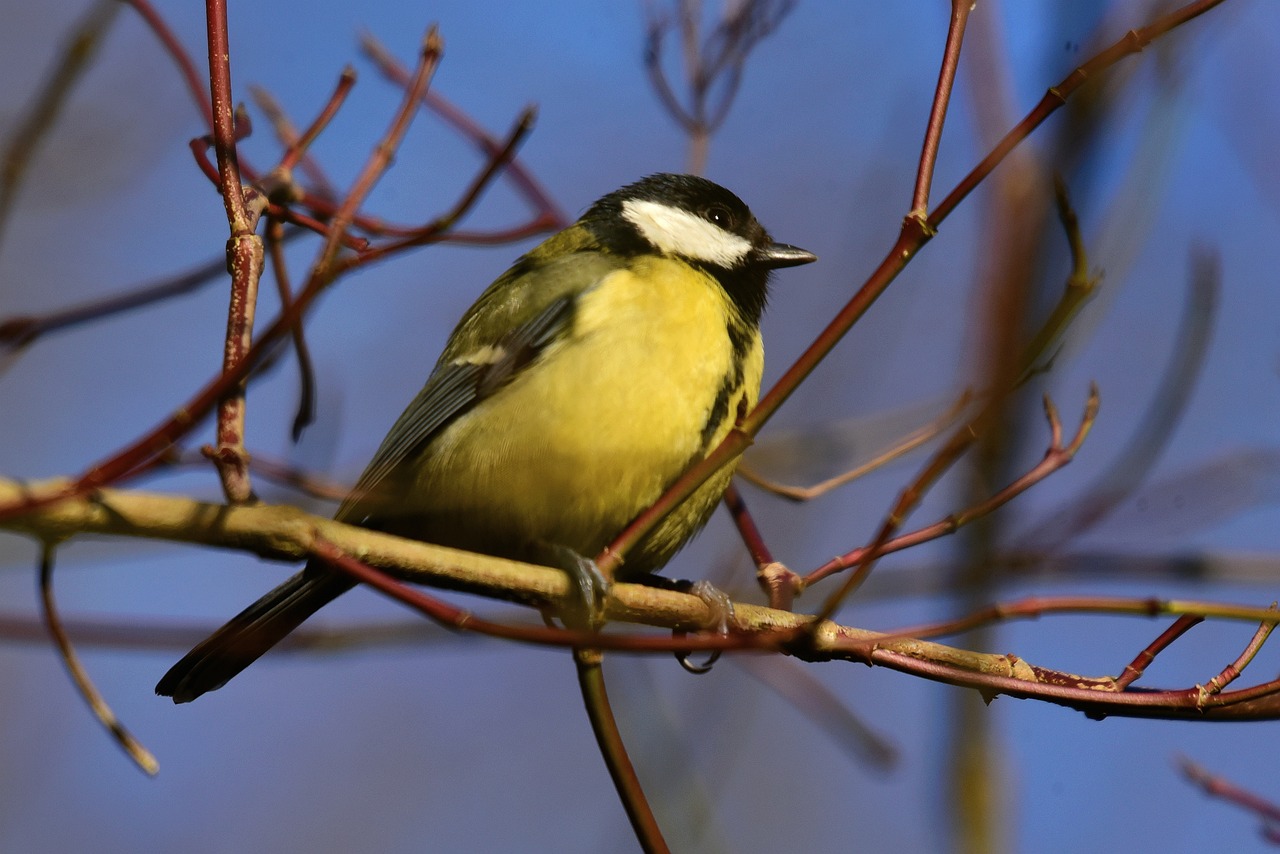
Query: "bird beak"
752 242 817 269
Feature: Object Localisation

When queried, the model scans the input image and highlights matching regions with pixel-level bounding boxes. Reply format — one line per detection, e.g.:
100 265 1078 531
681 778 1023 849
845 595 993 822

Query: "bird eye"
705 204 733 229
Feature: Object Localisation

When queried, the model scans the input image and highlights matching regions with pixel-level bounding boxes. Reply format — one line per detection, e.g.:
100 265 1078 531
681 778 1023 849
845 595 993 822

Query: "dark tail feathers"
156 568 354 703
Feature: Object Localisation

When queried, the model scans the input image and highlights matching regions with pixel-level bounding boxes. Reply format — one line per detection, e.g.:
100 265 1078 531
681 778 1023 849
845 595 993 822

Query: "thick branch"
3 478 1278 721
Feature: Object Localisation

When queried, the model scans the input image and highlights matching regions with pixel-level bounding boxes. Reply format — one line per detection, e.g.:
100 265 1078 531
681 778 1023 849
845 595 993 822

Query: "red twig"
722 483 773 567
265 219 317 440
1197 605 1278 706
806 387 1099 610
1180 757 1280 833
910 0 972 217
277 67 357 179
574 649 670 853
722 483 800 610
928 0 1228 227
0 32 436 521
1115 615 1203 690
123 0 213 128
857 643 1280 721
359 32 568 232
38 544 158 775
204 0 267 502
348 106 540 267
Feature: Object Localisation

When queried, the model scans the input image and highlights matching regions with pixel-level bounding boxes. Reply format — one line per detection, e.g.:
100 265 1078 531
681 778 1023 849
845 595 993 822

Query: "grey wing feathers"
338 293 578 522
339 360 486 520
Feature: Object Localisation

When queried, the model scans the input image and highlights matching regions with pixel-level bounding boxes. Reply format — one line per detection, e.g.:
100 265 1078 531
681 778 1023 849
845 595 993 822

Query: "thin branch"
0 31 448 524
803 177 1105 601
1198 604 1278 705
255 66 356 193
204 0 252 233
722 483 774 567
910 0 972 217
732 656 898 771
37 543 158 775
0 0 121 251
359 32 568 232
1180 757 1280 834
737 391 969 503
204 1 268 502
312 28 442 279
804 385 1098 600
124 0 213 128
349 106 539 266
928 0 1228 227
575 649 671 854
844 595 1279 654
721 484 799 610
1115 614 1202 690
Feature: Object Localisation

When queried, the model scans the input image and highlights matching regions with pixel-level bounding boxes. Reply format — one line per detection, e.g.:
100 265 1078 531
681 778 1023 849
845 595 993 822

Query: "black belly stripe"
698 374 738 453
696 315 755 454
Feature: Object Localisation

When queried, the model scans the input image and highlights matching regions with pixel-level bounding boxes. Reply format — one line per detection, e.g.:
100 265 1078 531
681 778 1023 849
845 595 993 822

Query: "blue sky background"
2 2 1279 852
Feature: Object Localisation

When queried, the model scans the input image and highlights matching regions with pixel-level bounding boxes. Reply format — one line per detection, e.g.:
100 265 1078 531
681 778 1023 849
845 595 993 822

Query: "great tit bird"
157 173 816 703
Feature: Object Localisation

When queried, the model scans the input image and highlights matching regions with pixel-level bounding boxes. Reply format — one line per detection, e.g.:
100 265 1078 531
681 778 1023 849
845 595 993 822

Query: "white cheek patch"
622 199 752 267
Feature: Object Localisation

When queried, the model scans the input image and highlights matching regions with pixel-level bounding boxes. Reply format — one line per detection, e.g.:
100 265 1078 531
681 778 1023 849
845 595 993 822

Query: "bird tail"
156 567 354 703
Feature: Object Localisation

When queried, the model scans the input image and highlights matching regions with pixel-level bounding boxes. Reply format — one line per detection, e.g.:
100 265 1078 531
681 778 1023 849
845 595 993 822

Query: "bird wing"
337 250 623 523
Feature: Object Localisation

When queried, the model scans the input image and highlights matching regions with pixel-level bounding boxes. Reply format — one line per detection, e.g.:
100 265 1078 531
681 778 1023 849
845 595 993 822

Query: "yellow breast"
405 256 762 574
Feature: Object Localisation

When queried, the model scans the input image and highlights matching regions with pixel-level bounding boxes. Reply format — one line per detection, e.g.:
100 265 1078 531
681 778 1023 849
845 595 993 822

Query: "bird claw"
549 546 610 630
674 579 735 674
688 579 736 635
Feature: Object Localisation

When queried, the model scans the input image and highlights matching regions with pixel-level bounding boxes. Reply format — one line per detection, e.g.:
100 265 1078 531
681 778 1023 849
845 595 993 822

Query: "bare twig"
1180 757 1280 838
360 32 568 233
643 0 797 172
37 543 158 775
805 387 1098 603
1115 615 1202 690
722 483 800 610
264 220 318 440
252 67 356 198
0 30 450 523
737 392 970 503
576 649 671 854
909 0 973 218
312 28 442 278
732 656 898 771
0 0 120 252
1198 604 1278 705
929 0 1228 226
1019 249 1219 551
204 0 267 502
350 106 540 266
